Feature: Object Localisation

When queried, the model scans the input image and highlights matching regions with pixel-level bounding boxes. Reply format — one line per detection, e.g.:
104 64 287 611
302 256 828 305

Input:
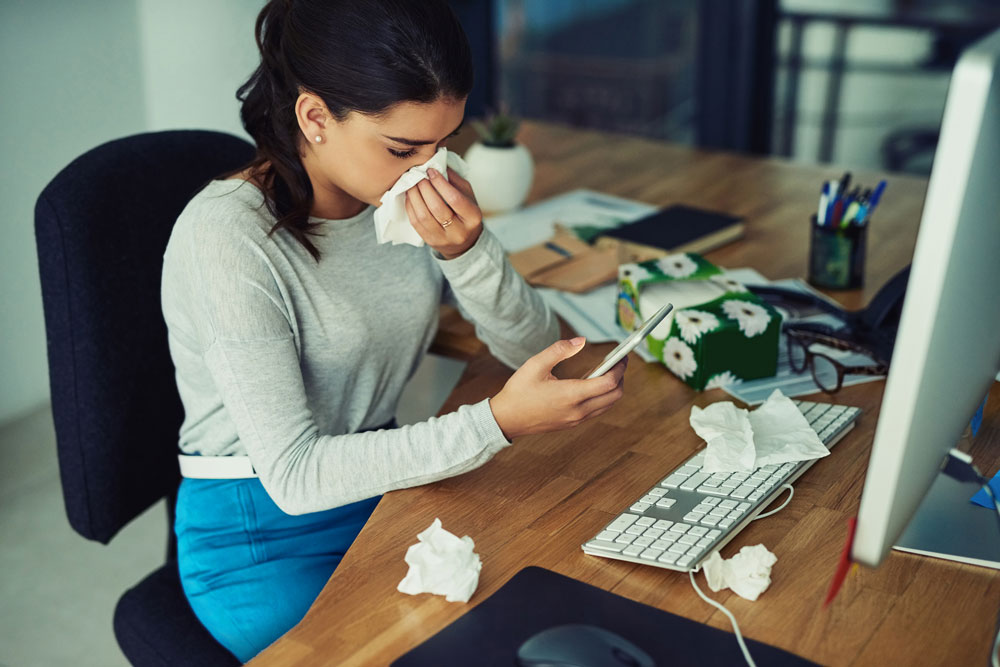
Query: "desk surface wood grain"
251 122 1000 666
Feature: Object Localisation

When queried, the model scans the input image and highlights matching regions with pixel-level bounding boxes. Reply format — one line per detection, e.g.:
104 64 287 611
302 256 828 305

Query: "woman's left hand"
404 167 483 260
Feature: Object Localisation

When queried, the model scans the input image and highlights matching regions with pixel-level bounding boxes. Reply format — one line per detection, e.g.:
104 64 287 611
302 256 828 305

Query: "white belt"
178 454 258 479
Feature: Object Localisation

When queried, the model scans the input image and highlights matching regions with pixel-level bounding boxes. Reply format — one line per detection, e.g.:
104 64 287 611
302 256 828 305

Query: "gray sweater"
161 180 559 515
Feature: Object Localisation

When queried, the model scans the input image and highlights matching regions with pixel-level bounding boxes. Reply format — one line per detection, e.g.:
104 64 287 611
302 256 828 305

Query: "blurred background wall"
0 0 259 426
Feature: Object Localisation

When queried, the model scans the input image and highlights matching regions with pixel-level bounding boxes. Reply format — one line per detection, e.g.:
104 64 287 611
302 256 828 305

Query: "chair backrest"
35 130 256 544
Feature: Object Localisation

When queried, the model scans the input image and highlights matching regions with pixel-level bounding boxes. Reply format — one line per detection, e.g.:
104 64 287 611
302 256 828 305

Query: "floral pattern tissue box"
616 253 781 390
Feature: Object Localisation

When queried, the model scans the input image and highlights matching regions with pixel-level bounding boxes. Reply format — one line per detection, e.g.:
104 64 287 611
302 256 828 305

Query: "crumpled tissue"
691 388 829 474
703 544 777 601
374 147 470 247
397 518 481 603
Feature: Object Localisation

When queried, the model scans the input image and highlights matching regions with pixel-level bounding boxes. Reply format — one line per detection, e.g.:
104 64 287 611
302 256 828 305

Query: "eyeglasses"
785 327 888 394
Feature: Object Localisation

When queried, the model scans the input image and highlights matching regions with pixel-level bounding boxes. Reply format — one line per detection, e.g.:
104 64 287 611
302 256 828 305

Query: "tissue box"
616 253 781 390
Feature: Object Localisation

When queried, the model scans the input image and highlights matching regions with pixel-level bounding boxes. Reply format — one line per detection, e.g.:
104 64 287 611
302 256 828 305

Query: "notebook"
595 204 745 260
392 566 818 666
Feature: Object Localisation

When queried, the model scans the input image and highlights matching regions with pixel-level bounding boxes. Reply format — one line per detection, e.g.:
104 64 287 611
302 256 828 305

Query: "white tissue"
702 544 777 601
397 518 481 603
691 389 829 474
374 147 470 247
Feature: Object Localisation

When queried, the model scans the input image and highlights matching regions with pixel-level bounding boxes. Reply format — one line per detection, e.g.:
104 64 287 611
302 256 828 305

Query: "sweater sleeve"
437 228 560 369
166 211 511 515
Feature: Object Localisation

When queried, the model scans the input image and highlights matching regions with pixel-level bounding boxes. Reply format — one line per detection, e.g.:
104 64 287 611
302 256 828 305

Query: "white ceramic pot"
464 141 535 214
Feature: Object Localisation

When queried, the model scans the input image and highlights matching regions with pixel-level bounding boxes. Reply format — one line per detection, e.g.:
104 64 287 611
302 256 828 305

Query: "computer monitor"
851 27 1000 568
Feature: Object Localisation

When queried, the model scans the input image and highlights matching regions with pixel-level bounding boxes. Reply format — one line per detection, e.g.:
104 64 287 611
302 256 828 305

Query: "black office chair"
35 130 256 666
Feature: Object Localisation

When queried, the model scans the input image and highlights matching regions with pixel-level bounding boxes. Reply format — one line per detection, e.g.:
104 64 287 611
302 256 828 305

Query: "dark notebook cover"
393 566 818 666
600 204 744 253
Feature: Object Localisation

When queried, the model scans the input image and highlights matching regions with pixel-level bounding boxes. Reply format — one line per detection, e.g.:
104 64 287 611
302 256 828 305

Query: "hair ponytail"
233 0 474 261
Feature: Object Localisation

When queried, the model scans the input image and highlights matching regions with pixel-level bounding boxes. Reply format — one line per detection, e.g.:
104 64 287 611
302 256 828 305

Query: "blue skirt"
175 478 379 662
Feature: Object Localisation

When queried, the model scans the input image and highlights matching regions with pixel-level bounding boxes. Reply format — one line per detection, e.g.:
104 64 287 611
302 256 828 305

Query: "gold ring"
440 216 455 228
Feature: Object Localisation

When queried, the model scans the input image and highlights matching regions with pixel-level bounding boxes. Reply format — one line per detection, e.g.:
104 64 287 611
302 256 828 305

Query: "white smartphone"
584 303 674 379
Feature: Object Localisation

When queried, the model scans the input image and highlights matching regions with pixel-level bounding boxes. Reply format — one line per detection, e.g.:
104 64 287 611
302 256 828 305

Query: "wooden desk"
252 122 1000 666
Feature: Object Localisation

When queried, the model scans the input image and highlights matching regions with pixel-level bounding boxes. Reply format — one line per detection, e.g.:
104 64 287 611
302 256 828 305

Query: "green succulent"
472 108 521 148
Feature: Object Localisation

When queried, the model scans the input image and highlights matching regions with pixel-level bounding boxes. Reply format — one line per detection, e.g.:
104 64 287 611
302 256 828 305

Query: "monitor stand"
893 464 1000 570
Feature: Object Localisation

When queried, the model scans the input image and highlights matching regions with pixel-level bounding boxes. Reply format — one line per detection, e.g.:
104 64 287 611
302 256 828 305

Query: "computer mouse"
515 623 656 667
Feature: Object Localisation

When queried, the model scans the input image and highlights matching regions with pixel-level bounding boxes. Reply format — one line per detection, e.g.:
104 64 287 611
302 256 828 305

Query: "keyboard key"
697 537 712 548
656 498 677 509
640 548 665 561
677 555 695 568
653 520 673 530
586 540 626 553
652 539 671 550
668 543 688 554
719 500 738 510
678 534 698 546
615 534 636 544
688 526 709 537
609 514 639 531
630 502 651 513
702 497 721 506
707 529 721 539
701 515 721 526
625 525 644 535
623 545 643 557
647 487 667 497
684 511 705 523
633 536 654 548
661 474 687 488
709 507 728 517
643 528 664 539
719 518 735 529
680 473 711 491
635 517 656 527
737 502 751 512
669 523 691 534
731 485 753 499
699 487 730 497
640 495 659 505
657 552 679 565
727 510 742 520
596 530 619 541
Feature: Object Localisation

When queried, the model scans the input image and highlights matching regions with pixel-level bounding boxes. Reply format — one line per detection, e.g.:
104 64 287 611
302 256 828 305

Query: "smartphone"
584 303 674 379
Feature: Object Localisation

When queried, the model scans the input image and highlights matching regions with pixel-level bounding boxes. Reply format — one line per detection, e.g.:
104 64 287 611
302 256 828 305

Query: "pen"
544 241 573 258
818 183 829 225
864 180 888 223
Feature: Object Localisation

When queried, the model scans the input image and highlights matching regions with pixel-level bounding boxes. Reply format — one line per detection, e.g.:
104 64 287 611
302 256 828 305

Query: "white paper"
374 148 469 247
702 544 777 601
691 389 829 473
397 518 481 603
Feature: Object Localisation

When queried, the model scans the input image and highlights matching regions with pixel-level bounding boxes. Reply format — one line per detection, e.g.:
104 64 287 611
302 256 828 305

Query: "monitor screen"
851 27 1000 567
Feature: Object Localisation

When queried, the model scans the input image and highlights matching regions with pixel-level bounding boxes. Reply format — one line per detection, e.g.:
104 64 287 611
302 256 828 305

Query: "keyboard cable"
687 483 795 667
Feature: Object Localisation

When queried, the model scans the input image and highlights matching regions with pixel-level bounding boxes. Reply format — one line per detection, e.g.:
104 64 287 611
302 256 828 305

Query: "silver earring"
314 135 323 143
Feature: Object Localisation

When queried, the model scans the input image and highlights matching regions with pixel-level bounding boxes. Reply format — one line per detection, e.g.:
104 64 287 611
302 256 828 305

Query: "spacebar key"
585 540 627 553
680 473 710 491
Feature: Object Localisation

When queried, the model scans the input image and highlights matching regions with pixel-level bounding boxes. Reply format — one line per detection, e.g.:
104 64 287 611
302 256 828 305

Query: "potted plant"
464 108 535 213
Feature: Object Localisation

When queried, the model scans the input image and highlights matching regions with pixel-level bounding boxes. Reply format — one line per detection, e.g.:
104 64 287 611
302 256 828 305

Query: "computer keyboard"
582 400 861 572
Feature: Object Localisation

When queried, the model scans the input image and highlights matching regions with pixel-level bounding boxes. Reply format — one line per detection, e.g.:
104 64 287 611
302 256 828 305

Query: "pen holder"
808 216 867 289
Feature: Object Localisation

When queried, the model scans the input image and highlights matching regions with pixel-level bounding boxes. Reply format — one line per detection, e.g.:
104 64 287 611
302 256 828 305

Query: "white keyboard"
582 400 861 571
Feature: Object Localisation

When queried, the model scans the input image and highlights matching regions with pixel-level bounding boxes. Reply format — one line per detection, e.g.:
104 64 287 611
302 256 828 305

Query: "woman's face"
299 95 467 215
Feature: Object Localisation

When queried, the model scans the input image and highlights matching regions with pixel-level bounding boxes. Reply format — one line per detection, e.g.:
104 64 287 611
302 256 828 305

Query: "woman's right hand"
489 337 627 440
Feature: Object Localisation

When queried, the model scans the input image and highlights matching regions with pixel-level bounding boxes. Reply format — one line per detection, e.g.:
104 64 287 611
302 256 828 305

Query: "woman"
161 0 627 661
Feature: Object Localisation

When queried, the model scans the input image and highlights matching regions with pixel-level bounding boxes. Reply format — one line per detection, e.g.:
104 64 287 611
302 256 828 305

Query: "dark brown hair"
236 0 474 259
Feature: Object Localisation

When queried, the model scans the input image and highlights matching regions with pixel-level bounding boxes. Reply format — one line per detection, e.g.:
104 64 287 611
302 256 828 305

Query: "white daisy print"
675 309 720 344
710 276 749 293
705 370 742 390
621 264 657 285
660 253 698 279
722 299 771 338
664 337 697 379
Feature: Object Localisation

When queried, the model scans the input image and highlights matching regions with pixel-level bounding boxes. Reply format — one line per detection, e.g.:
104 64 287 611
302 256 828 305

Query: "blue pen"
867 180 888 218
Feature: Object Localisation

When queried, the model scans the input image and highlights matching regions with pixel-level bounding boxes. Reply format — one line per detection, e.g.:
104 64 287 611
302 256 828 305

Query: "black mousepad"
393 566 819 666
